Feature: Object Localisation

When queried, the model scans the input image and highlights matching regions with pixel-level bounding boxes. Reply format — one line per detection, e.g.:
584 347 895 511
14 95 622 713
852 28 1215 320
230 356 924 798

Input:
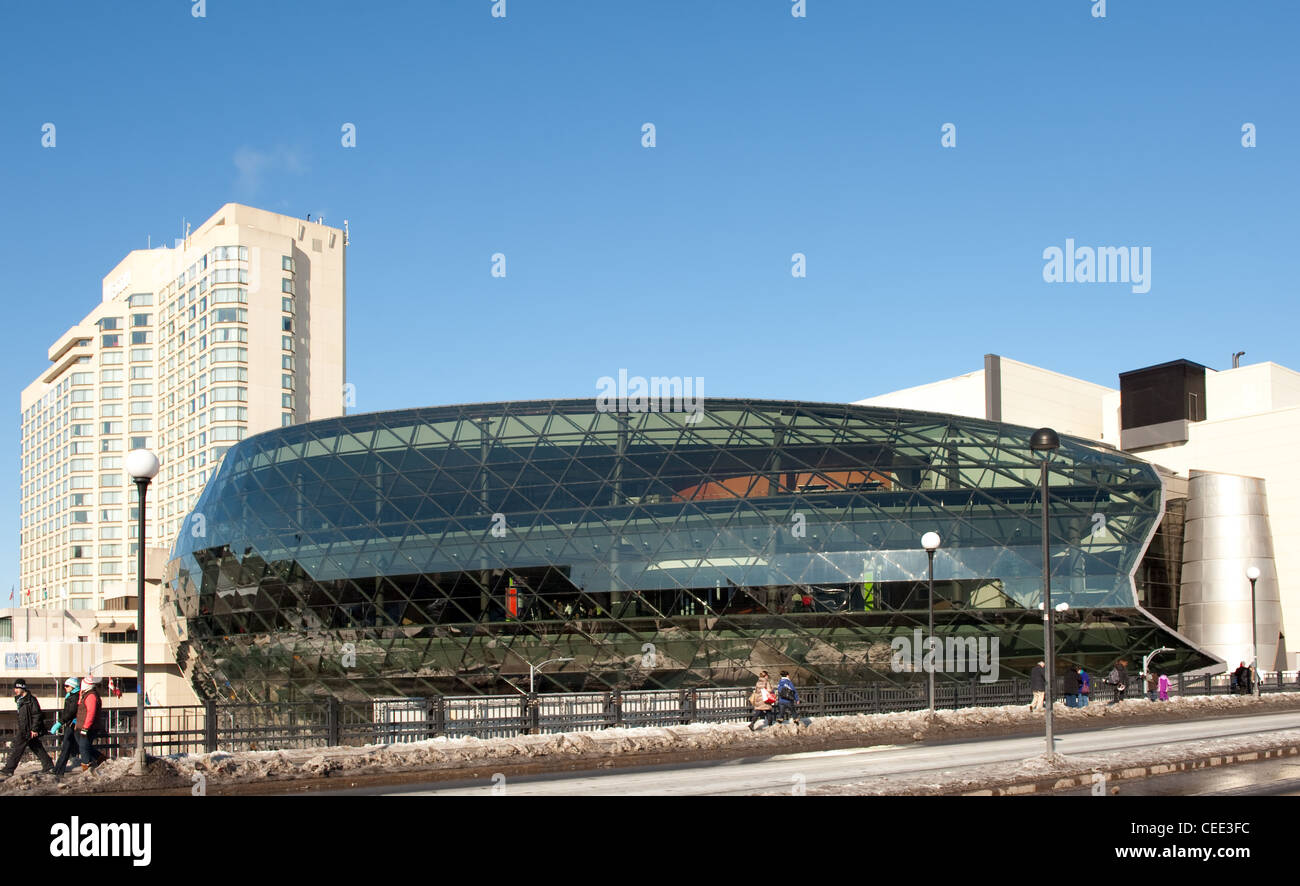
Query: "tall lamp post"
529 657 574 695
1246 566 1261 697
1030 428 1060 755
921 532 941 715
125 448 159 775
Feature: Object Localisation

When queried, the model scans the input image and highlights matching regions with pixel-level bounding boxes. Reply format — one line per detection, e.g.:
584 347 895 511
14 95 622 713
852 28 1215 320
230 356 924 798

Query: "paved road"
1052 757 1300 796
312 710 1300 796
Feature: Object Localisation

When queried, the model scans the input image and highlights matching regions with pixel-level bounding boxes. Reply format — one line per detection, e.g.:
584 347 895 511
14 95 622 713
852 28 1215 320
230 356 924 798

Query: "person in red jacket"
76 676 105 773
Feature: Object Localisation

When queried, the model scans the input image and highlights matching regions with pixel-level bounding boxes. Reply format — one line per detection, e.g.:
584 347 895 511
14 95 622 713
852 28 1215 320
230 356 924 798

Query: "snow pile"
4 690 1298 795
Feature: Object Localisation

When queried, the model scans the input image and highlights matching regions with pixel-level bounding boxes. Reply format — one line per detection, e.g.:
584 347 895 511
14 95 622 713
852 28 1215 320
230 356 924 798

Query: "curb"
958 743 1300 796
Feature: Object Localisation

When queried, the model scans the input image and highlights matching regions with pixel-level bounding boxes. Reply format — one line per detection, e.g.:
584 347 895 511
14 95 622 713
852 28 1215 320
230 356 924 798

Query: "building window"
101 334 121 348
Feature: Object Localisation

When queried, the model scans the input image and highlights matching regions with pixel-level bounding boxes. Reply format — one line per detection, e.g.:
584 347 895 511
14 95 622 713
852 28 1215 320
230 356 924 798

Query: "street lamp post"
125 448 159 775
1030 428 1060 756
921 532 941 715
529 657 574 695
1246 566 1261 697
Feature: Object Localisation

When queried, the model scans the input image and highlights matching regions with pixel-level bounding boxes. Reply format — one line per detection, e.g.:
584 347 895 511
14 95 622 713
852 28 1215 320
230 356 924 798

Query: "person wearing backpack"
1078 667 1091 707
0 679 55 778
1106 659 1129 705
775 671 800 726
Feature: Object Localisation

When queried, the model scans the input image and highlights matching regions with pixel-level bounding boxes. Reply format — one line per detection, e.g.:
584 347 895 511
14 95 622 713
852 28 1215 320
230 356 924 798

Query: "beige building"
15 204 346 702
0 548 189 716
860 354 1299 672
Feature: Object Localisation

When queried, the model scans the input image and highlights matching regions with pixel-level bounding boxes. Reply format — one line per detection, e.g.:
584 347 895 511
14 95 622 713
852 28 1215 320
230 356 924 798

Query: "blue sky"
0 1 1296 595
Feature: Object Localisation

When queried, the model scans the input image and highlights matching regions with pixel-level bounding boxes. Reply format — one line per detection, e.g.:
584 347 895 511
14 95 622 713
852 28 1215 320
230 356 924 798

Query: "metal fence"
21 670 1293 760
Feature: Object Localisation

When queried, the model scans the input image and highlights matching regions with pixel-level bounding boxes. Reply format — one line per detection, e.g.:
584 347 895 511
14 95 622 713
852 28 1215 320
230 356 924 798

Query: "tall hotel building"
18 204 346 614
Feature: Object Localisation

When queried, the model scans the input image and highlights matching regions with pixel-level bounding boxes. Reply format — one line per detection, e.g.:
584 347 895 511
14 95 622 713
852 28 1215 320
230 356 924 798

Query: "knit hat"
13 680 27 691
64 677 81 691
82 676 99 686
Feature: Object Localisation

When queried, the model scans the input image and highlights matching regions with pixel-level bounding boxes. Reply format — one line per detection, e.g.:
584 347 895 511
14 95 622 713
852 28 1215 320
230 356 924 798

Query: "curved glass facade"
162 399 1215 701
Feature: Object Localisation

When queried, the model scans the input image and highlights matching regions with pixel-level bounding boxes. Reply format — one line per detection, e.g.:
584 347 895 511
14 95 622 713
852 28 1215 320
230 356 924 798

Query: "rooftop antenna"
1232 351 1246 369
343 219 350 245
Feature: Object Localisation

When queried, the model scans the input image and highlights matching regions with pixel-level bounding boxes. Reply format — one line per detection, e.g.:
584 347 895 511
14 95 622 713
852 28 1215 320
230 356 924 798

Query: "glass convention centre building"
161 399 1217 702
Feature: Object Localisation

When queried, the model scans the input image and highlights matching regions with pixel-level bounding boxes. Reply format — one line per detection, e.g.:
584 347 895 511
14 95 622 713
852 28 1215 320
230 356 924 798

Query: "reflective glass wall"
162 400 1214 700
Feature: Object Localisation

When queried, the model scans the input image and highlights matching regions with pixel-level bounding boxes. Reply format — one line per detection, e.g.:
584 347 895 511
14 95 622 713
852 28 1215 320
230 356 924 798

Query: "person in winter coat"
1146 672 1160 702
1028 661 1046 711
774 671 800 725
1107 659 1129 705
748 671 776 730
75 676 105 772
1 680 54 778
1062 665 1081 708
1157 673 1170 702
51 677 81 777
1233 662 1254 695
1078 668 1091 707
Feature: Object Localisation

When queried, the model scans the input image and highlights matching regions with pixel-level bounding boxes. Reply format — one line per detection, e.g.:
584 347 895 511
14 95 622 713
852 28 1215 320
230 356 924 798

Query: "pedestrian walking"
748 670 776 730
75 676 105 773
775 671 799 726
1106 659 1129 705
1062 665 1081 708
1146 671 1159 702
1078 667 1091 707
1028 660 1046 711
1157 673 1170 702
50 677 81 778
1 680 54 779
1233 661 1253 695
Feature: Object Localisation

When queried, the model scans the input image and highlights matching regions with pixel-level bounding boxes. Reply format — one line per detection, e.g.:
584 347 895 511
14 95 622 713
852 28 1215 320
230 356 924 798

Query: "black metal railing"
43 671 1294 759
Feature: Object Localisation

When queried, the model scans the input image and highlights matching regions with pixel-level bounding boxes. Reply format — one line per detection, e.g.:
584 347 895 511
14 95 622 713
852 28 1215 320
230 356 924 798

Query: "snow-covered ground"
4 692 1298 795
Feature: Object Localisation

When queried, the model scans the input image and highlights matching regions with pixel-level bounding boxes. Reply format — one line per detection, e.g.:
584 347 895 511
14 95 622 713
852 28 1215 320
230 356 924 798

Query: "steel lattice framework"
162 399 1217 701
